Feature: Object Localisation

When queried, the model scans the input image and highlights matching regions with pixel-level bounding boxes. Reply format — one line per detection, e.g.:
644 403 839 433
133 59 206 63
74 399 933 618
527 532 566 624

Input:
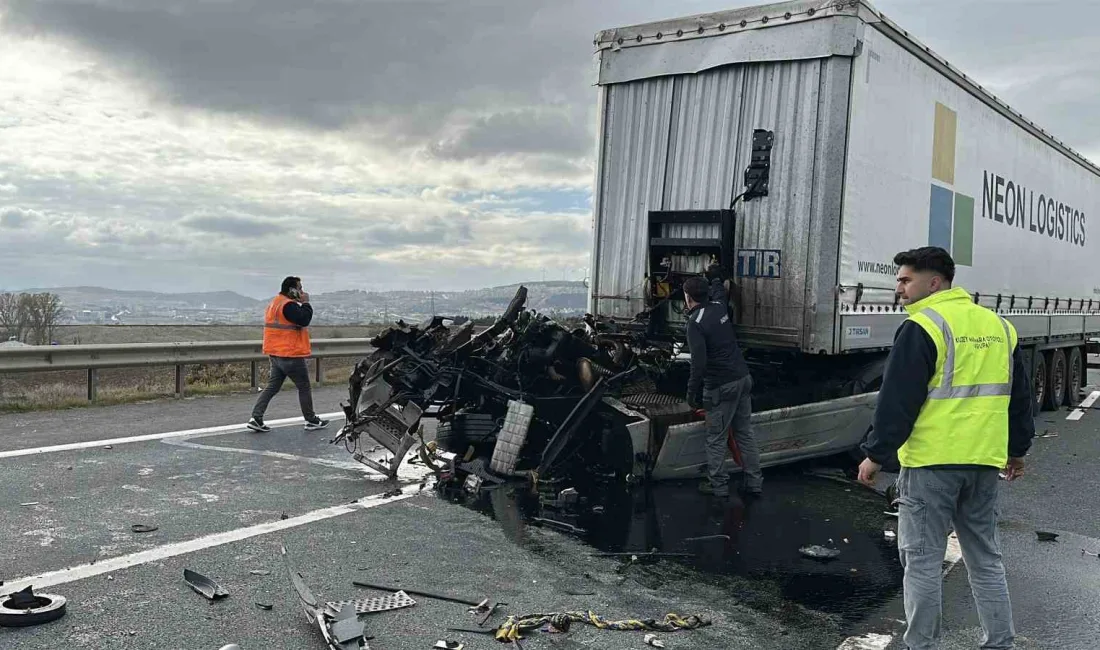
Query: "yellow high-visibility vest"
897 286 1017 468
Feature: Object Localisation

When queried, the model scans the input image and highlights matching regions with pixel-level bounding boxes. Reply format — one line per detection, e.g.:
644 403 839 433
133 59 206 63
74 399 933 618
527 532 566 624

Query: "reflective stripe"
694 307 705 323
264 323 302 331
920 307 1012 400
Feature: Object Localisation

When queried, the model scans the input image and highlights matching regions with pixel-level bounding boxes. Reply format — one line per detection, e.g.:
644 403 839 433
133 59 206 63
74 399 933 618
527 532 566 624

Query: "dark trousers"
251 356 316 421
703 375 762 493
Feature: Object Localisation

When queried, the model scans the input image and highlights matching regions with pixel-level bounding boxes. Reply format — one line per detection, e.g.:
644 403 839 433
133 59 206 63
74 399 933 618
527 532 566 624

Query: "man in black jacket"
683 276 762 497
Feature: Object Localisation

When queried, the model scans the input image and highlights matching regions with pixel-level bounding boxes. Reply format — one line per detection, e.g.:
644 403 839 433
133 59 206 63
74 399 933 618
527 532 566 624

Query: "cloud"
0 206 42 228
181 213 286 238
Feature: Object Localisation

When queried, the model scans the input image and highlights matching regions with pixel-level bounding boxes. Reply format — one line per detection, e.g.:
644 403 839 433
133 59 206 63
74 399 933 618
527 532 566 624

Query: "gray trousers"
702 375 762 493
897 467 1015 650
250 356 316 421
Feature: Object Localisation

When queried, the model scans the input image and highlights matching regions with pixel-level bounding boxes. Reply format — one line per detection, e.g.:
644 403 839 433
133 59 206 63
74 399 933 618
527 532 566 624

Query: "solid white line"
162 437 369 472
1067 409 1085 421
0 412 345 459
837 633 893 650
1080 390 1100 409
0 479 428 596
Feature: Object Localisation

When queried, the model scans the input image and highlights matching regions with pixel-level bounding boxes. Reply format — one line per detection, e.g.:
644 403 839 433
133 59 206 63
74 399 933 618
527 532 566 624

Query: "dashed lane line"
0 411 345 459
1066 389 1100 420
0 469 431 596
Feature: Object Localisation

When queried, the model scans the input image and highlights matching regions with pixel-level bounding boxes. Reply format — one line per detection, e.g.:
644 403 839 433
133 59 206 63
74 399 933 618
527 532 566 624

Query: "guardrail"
0 339 373 401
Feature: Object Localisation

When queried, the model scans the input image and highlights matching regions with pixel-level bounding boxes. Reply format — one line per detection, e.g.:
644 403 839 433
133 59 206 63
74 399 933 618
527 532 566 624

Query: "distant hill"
11 281 588 325
18 286 262 309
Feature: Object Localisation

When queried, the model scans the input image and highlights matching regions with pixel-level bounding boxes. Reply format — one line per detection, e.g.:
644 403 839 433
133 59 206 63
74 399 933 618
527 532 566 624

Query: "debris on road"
0 586 68 627
434 641 464 650
255 601 274 610
351 581 481 607
19 502 38 507
250 570 271 576
494 610 710 643
1036 530 1060 542
799 545 842 561
884 530 897 542
130 524 158 533
1082 549 1100 559
183 568 229 600
683 534 730 544
282 545 371 650
644 633 666 648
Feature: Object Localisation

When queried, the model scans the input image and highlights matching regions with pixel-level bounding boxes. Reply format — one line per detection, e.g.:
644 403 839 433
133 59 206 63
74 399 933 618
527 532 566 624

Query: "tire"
1045 349 1067 411
1032 351 1047 414
0 590 67 627
1065 347 1084 407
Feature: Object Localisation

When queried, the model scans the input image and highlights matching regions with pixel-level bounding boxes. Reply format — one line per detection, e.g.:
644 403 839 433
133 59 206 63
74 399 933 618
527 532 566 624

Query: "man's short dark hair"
280 276 301 295
893 247 955 282
683 276 710 303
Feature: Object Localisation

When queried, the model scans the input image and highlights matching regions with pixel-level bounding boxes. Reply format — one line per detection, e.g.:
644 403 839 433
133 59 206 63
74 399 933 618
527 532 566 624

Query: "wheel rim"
1053 356 1066 405
1033 359 1046 409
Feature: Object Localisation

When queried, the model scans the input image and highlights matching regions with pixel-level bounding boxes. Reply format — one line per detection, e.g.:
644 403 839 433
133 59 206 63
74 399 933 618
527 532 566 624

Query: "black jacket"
282 300 313 327
685 301 750 404
861 320 1035 467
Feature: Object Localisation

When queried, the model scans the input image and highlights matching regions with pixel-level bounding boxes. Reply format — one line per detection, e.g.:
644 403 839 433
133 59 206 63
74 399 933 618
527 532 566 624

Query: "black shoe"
698 481 729 497
304 418 329 431
738 484 763 498
247 417 271 433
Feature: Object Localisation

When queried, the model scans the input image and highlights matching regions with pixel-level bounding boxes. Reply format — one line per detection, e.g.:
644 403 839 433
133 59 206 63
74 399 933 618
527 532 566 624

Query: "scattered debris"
531 517 587 536
682 534 730 544
104 445 113 450
1036 530 1060 542
19 502 39 507
1082 549 1100 559
130 524 158 533
183 568 229 600
327 591 416 615
884 530 897 541
644 633 666 648
1037 431 1059 438
434 642 464 650
219 645 242 650
352 581 481 607
255 601 274 610
799 545 842 561
282 545 371 650
280 513 289 520
563 589 597 596
0 586 68 627
495 611 710 643
250 570 271 576
594 550 694 560
381 488 403 499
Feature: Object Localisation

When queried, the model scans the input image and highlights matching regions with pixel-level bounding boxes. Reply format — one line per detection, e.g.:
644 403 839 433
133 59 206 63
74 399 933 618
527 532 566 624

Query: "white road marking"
0 475 430 596
0 412 345 459
837 632 893 649
1068 389 1100 419
162 437 372 473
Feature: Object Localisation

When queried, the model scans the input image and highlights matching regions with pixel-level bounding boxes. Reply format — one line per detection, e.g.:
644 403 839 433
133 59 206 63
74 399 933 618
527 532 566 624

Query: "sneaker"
698 481 729 497
247 417 271 433
304 418 329 431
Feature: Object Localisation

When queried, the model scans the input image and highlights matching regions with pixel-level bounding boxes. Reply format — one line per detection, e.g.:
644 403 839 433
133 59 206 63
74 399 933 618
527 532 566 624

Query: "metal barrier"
0 339 373 401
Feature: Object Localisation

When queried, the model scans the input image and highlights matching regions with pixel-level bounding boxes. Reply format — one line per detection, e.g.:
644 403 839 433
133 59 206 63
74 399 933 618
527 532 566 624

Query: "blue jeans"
897 467 1015 649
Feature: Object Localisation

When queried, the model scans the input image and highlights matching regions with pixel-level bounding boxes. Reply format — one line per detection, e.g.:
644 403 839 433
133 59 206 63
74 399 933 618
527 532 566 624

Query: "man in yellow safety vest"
858 246 1034 650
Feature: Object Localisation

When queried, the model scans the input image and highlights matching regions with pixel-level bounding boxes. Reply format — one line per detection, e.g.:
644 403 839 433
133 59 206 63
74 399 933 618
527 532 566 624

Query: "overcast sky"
1 0 1097 297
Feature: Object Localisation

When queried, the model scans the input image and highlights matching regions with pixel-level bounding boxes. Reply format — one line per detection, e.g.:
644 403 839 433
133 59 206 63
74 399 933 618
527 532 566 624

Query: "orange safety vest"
262 294 311 357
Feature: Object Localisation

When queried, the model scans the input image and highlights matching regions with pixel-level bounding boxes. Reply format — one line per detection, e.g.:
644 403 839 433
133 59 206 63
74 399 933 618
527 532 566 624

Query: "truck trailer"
588 0 1100 479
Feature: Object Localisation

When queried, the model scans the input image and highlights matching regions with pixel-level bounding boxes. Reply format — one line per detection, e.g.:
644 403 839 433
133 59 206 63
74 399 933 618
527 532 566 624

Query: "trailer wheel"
1044 349 1066 411
1065 347 1084 407
1032 352 1047 414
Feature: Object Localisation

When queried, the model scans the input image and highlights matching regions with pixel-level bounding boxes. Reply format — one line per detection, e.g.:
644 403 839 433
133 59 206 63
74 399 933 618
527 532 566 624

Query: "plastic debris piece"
19 502 39 507
219 645 241 650
104 445 113 450
130 524 158 533
644 633 666 648
799 545 841 560
250 570 271 576
255 601 274 610
434 642 464 650
183 568 229 600
1036 530 1059 542
884 530 897 541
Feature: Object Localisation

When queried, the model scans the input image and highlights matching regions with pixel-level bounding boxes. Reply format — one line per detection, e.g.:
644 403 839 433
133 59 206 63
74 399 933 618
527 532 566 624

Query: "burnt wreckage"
332 286 700 490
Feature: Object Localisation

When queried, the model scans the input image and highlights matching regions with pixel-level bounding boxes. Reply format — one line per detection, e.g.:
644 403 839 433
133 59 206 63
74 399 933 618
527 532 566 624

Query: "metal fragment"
326 591 416 615
183 568 228 600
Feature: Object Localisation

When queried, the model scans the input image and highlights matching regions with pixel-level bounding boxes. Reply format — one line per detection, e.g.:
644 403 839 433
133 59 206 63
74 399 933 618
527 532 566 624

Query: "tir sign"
737 249 781 279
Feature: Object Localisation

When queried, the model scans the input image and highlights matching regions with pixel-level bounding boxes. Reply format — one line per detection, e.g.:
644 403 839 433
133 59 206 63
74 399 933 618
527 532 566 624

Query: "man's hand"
858 458 882 487
299 291 310 304
1003 457 1025 482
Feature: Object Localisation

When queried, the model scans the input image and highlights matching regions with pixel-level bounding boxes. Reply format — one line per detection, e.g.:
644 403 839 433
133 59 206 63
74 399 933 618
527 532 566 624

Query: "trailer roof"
594 0 1100 180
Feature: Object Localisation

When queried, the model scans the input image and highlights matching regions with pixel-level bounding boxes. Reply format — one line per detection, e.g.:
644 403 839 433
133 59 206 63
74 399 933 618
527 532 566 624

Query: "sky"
1 0 1098 298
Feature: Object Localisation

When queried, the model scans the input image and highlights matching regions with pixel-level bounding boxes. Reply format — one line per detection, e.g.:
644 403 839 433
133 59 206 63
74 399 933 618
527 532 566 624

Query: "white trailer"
588 0 1100 478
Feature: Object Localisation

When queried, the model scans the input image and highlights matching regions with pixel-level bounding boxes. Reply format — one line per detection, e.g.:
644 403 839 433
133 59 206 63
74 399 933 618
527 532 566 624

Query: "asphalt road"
0 379 1097 649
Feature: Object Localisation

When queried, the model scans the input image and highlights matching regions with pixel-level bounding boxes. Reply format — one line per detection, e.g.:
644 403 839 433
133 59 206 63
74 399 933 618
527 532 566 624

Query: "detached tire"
1065 347 1084 407
0 590 67 627
1045 349 1067 411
